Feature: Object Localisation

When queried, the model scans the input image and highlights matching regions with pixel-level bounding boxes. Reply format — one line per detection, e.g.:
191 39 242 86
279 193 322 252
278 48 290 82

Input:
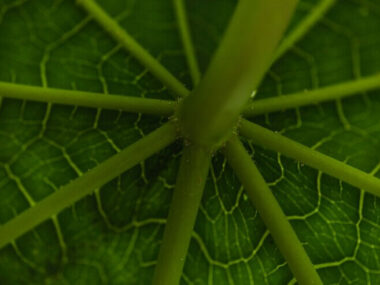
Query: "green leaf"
1 0 380 284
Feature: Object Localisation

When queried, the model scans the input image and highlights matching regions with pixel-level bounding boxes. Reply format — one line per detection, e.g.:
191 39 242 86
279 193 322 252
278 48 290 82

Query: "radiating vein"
243 73 380 117
225 136 322 285
153 144 212 285
240 119 380 198
173 0 201 86
0 122 177 249
274 0 336 62
0 81 175 116
76 0 189 97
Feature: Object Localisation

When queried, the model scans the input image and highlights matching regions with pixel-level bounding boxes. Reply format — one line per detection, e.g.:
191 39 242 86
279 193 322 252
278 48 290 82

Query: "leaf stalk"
178 0 298 147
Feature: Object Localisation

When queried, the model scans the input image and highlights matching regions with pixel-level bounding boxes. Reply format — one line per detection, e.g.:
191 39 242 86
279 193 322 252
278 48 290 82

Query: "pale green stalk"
179 0 298 147
77 0 189 97
0 123 177 249
240 119 380 197
243 73 380 117
0 81 176 116
173 0 201 86
153 145 212 285
225 137 322 285
274 0 336 62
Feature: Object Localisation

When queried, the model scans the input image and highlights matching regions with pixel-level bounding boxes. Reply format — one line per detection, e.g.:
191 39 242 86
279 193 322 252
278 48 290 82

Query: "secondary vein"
0 81 176 116
76 0 189 98
0 122 178 249
240 119 380 198
243 73 380 117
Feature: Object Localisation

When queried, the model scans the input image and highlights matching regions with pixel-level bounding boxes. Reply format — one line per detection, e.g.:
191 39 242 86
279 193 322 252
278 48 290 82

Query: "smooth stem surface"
0 123 177 249
179 0 298 147
0 81 176 116
225 137 322 285
243 73 380 117
77 0 189 98
153 145 211 285
273 0 336 62
240 119 380 197
173 0 201 86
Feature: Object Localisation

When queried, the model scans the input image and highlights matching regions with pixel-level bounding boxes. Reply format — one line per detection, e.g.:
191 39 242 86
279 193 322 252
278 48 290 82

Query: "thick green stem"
243 73 380 117
225 137 322 285
0 123 177 249
240 119 380 197
153 145 211 285
0 81 175 116
173 0 201 86
77 0 189 97
178 0 298 147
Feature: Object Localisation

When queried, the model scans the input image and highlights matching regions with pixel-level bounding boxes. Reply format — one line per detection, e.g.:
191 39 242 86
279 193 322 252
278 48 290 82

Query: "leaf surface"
1 0 380 284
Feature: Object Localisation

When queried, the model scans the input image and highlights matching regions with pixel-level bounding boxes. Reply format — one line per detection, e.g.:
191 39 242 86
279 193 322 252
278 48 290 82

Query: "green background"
1 0 380 284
